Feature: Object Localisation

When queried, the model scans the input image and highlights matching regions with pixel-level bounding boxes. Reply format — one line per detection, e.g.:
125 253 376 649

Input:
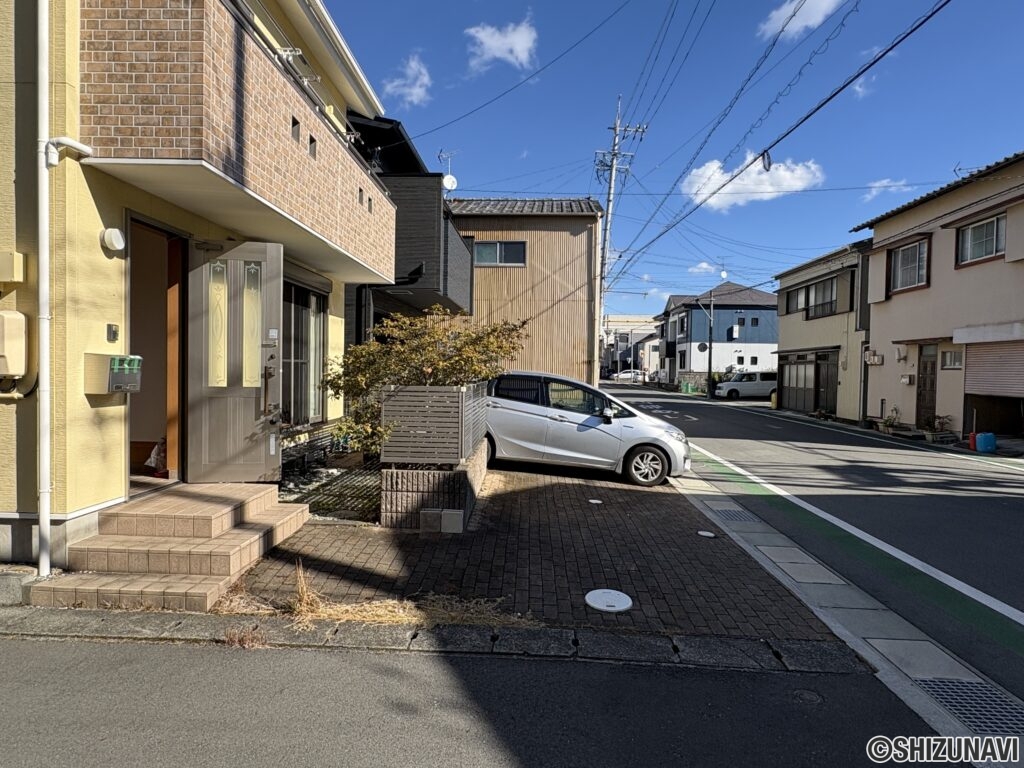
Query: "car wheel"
485 435 496 467
727 389 740 400
624 445 669 486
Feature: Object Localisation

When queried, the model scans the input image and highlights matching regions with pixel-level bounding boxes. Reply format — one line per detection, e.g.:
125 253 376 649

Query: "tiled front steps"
28 484 308 611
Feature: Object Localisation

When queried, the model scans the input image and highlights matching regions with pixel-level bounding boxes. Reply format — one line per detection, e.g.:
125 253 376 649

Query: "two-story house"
602 314 658 377
655 282 778 386
851 151 1024 437
449 198 603 385
343 112 474 345
775 240 872 421
0 1 396 606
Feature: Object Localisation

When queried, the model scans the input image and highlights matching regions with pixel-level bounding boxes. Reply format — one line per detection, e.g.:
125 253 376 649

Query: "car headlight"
668 430 688 444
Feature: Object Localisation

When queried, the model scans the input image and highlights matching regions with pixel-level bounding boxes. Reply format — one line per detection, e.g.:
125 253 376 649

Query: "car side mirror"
602 407 614 424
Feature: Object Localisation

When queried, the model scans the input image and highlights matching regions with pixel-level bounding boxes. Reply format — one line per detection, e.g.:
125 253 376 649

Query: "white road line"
690 442 1024 629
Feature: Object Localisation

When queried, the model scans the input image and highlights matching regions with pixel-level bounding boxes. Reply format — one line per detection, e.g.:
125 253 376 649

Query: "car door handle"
548 415 570 422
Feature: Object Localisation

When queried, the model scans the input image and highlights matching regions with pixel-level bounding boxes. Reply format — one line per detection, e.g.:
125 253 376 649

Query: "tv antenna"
438 149 459 196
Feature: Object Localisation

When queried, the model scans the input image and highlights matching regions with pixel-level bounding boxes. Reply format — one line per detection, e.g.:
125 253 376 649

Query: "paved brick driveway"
244 463 832 640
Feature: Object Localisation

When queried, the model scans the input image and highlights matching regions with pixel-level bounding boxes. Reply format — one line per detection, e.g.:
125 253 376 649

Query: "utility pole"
595 97 645 381
706 288 715 399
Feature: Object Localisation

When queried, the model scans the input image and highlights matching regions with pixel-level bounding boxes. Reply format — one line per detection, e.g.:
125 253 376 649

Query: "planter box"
380 383 487 464
380 440 488 530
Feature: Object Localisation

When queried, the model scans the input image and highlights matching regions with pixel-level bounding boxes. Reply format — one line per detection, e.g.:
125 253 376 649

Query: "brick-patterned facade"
79 0 394 279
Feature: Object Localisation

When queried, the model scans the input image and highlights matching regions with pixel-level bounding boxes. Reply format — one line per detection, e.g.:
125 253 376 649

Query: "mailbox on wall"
84 353 143 394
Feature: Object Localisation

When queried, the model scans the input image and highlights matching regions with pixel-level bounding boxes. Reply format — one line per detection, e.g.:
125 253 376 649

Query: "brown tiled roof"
850 150 1024 232
448 198 604 216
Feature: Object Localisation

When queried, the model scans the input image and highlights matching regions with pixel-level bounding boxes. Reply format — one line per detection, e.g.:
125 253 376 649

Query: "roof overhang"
84 158 391 285
890 336 952 345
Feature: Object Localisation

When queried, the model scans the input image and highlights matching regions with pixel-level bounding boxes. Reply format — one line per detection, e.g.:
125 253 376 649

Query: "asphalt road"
0 637 934 768
607 384 1024 703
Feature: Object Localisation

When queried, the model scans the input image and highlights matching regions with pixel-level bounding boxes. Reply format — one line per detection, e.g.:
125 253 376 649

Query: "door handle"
548 415 570 422
262 365 276 417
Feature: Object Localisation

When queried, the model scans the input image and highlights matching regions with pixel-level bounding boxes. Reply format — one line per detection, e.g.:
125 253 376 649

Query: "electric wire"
607 0 956 291
379 1 634 149
621 0 681 126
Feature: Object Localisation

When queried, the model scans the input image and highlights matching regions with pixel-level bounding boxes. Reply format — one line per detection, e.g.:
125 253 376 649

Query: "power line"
380 1 633 149
615 0 810 263
608 0 956 290
621 0 681 125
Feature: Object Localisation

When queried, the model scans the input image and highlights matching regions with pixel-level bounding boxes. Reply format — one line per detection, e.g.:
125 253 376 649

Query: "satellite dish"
442 174 458 191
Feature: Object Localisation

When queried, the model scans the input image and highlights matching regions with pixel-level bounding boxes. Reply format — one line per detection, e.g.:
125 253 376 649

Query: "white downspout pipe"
37 0 52 577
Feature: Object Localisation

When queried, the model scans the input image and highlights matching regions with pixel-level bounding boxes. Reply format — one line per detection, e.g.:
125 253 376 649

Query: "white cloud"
758 0 845 40
852 75 876 99
688 261 716 274
862 178 911 203
382 54 432 108
465 16 538 73
681 151 825 212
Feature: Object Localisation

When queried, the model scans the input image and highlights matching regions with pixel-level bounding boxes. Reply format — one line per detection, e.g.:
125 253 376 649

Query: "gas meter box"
84 353 142 394
0 310 27 378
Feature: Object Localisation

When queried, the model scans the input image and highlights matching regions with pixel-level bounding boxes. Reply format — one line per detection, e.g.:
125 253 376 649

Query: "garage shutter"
965 341 1024 397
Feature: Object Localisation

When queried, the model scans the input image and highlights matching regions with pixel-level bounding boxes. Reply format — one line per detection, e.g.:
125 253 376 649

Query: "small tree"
322 306 527 455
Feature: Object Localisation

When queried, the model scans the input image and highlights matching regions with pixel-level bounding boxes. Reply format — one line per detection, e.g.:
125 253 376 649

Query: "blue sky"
326 0 1024 316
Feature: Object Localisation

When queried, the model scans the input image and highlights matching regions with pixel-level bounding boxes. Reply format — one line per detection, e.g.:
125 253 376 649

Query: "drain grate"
915 678 1024 735
706 506 762 523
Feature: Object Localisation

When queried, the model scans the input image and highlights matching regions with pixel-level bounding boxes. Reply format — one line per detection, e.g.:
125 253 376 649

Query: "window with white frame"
940 350 963 369
474 241 526 266
957 214 1005 264
889 240 928 291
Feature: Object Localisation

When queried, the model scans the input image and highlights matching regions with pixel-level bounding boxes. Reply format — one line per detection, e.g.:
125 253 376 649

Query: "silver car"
485 371 692 486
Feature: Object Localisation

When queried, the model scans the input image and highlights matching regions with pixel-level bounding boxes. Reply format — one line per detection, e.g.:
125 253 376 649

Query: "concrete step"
68 503 308 577
28 573 234 612
98 483 280 539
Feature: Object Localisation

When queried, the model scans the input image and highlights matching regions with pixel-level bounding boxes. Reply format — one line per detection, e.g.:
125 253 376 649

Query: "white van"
716 371 777 399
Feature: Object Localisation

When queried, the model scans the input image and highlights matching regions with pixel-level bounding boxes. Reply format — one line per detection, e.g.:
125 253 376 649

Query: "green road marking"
694 453 1024 658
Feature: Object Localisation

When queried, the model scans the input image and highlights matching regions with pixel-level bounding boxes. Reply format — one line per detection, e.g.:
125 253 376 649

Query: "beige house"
851 151 1024 436
775 240 872 422
449 198 603 385
0 1 395 606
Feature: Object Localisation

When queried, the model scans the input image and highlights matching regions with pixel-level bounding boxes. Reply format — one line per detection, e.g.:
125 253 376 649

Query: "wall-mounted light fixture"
101 228 125 252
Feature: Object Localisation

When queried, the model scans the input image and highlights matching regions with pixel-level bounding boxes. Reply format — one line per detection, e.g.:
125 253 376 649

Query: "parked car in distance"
485 371 692 486
715 370 777 399
609 369 644 382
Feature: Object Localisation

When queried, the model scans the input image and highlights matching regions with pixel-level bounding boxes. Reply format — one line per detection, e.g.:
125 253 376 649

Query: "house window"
889 240 928 292
678 351 685 369
957 214 1005 264
751 317 759 327
751 356 758 365
474 241 527 266
281 282 326 428
308 135 317 159
291 117 300 141
737 316 746 326
368 197 373 214
668 319 677 338
806 277 837 319
786 288 805 314
737 356 745 366
941 350 963 369
358 188 364 205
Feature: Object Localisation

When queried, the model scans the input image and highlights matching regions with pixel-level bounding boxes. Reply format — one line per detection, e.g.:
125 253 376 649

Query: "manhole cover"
585 589 633 613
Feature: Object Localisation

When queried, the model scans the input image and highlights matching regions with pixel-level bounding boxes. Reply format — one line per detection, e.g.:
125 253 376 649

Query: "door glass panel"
547 381 604 415
242 261 262 387
208 259 228 387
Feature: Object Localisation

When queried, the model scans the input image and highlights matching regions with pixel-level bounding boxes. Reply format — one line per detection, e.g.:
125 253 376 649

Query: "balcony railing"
805 301 837 320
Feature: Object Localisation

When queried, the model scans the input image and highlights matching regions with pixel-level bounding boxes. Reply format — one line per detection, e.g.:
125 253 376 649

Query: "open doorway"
128 219 186 495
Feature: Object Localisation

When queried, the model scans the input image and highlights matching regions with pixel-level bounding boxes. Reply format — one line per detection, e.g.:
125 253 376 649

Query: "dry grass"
223 625 267 649
211 580 279 616
288 561 540 631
